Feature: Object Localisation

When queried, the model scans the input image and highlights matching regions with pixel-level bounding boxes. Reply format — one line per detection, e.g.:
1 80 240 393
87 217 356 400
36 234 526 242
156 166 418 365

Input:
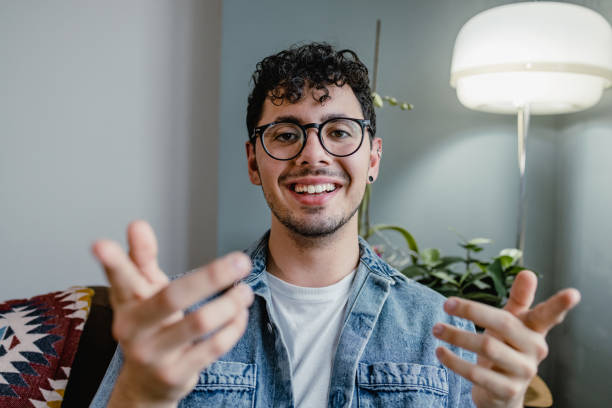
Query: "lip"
283 177 344 206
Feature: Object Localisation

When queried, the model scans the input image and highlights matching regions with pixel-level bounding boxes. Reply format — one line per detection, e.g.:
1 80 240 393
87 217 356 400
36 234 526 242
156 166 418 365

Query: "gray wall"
550 93 612 407
217 0 610 406
0 0 221 299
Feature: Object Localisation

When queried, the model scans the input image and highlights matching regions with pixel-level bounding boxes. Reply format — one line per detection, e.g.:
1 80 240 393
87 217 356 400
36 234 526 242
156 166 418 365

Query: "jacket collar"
242 230 401 290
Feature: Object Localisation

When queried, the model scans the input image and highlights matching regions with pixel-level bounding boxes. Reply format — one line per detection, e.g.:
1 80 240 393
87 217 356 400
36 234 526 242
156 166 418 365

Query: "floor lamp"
450 2 612 258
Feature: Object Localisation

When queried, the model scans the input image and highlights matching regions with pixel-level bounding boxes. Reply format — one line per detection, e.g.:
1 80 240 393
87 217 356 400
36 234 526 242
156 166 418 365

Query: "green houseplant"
363 224 530 308
361 20 536 307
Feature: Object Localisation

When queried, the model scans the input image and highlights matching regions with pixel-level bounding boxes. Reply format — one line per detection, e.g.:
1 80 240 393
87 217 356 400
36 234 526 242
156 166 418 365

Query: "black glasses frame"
250 117 371 161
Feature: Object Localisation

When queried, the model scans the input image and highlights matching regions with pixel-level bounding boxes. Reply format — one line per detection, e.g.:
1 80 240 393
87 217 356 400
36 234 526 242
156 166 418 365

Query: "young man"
91 43 580 407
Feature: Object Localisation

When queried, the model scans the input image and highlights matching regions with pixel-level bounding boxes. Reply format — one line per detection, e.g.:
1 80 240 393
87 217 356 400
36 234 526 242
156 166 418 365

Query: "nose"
296 128 331 165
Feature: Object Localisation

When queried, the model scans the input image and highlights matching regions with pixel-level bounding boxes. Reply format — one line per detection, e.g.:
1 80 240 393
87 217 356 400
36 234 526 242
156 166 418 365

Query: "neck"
267 217 360 287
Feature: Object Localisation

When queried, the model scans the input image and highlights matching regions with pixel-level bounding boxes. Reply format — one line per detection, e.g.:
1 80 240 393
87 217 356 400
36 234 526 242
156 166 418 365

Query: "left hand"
432 270 580 408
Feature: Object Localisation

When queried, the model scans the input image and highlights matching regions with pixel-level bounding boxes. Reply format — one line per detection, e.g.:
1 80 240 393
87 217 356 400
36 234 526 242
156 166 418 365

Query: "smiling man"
91 43 580 408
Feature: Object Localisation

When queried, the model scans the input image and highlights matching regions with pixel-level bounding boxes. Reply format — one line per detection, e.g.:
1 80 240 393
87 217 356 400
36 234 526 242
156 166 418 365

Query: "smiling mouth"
290 183 338 195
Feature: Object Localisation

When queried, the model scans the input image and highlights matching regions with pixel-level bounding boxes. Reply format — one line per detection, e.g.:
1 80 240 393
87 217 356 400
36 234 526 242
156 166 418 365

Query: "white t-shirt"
265 270 356 408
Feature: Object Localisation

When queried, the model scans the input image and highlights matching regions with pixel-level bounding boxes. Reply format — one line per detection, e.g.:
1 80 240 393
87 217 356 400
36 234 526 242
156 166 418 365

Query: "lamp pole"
516 105 530 257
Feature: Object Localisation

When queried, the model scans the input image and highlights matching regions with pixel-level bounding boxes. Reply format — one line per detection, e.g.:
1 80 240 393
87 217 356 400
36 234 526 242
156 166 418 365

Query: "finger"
444 297 540 355
504 270 537 315
151 283 254 352
436 346 524 401
92 239 148 303
127 220 168 285
524 288 581 334
132 252 252 328
179 307 250 377
433 323 536 379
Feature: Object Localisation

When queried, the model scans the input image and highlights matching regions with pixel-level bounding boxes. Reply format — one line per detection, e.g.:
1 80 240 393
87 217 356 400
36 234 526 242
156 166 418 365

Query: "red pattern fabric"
0 287 92 407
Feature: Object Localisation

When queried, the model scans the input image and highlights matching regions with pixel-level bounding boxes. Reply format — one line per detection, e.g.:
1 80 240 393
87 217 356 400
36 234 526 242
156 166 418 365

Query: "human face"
246 84 382 238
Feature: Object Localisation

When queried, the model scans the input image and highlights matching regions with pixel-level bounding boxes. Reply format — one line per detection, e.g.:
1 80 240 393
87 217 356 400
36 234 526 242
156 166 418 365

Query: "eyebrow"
273 113 354 124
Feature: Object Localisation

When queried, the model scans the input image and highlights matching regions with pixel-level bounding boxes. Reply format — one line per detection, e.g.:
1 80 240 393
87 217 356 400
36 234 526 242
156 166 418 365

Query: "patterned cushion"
0 287 93 408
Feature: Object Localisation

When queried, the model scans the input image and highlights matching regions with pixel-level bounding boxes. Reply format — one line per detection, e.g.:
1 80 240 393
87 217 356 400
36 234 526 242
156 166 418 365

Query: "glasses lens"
262 123 304 159
321 119 363 156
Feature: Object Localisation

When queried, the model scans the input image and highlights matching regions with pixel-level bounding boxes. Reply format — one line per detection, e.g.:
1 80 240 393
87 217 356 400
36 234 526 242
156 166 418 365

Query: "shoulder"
361 250 473 332
358 236 444 308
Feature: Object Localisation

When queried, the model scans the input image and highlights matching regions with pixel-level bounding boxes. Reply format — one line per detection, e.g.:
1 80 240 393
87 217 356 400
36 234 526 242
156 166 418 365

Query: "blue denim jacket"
91 232 476 407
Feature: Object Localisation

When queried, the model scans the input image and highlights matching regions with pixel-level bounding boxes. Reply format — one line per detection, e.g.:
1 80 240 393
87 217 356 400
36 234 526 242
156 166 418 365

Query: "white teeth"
293 183 337 194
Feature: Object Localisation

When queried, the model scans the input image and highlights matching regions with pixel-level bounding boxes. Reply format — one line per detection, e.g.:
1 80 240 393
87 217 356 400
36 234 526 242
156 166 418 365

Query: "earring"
368 176 374 183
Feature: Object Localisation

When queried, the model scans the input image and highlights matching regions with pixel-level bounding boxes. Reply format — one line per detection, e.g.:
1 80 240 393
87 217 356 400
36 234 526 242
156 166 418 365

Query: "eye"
265 123 302 144
329 130 352 139
274 132 300 143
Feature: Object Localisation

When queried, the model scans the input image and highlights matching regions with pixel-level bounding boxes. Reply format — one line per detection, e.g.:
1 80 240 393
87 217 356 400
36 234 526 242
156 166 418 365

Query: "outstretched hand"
92 221 254 408
433 270 580 408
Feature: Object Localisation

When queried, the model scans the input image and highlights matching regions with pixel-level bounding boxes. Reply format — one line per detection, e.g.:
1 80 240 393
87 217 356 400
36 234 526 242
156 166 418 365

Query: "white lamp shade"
450 2 612 114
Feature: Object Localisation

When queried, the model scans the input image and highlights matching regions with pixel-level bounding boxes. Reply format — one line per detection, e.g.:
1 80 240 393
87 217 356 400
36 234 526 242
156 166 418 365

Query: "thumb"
504 270 537 316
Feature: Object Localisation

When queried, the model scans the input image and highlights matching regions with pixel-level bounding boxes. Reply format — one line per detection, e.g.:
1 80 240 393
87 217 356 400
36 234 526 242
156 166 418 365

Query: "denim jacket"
91 232 476 407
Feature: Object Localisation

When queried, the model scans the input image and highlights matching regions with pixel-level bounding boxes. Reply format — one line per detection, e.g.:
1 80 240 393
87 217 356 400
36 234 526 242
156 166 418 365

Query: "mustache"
279 167 350 183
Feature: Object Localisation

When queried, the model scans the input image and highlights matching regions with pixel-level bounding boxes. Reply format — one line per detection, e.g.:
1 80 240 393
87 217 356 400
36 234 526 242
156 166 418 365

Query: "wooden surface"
524 375 553 407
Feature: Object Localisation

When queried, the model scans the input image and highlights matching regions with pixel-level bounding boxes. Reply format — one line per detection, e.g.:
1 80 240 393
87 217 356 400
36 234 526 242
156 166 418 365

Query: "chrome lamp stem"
516 104 530 256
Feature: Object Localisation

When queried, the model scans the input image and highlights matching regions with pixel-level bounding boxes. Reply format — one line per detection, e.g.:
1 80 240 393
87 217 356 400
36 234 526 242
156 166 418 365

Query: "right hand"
92 220 254 408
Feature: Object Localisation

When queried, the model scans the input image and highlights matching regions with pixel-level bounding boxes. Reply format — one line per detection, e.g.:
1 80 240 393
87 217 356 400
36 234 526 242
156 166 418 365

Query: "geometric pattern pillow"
0 287 93 408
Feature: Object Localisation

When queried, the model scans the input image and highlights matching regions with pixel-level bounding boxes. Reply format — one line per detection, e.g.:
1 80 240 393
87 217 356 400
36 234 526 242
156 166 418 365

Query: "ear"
368 137 382 182
246 141 262 185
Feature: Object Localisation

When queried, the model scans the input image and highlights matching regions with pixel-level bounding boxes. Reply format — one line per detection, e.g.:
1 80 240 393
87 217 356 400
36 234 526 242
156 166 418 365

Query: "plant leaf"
463 292 501 305
371 92 383 108
439 256 465 268
458 271 471 286
401 265 427 278
475 262 488 273
430 270 459 286
421 248 441 267
460 243 484 252
468 238 492 246
438 284 459 296
369 224 419 264
470 279 491 290
506 265 525 276
486 259 507 298
499 248 522 263
498 255 515 270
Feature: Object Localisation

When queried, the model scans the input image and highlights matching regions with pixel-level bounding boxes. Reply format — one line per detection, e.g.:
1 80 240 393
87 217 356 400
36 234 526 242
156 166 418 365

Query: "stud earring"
368 176 374 183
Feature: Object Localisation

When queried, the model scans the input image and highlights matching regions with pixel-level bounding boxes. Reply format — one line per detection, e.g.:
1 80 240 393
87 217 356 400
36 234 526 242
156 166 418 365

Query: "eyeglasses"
250 117 371 161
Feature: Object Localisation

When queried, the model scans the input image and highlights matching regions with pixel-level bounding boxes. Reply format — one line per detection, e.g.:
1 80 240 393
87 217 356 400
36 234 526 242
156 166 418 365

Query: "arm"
433 270 580 408
92 220 254 408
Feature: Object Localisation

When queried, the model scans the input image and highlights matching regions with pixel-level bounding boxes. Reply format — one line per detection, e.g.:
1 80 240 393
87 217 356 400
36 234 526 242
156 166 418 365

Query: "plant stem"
359 19 381 238
359 184 371 238
372 19 381 93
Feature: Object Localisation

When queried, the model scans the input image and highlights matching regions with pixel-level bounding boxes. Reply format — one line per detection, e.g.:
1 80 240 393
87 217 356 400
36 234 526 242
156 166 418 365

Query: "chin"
275 207 359 239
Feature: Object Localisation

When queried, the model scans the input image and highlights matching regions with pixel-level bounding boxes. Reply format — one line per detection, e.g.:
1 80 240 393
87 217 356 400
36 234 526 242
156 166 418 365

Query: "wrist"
108 370 179 408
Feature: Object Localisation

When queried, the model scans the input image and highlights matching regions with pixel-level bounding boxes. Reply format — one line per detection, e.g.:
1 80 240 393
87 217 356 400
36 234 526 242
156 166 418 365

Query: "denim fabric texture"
91 231 476 407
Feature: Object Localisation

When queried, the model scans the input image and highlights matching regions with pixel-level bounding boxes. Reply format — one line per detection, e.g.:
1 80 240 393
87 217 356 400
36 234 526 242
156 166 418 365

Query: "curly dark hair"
246 42 376 140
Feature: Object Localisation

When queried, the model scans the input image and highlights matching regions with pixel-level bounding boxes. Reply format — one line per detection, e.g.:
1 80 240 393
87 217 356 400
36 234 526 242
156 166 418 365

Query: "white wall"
0 0 221 299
